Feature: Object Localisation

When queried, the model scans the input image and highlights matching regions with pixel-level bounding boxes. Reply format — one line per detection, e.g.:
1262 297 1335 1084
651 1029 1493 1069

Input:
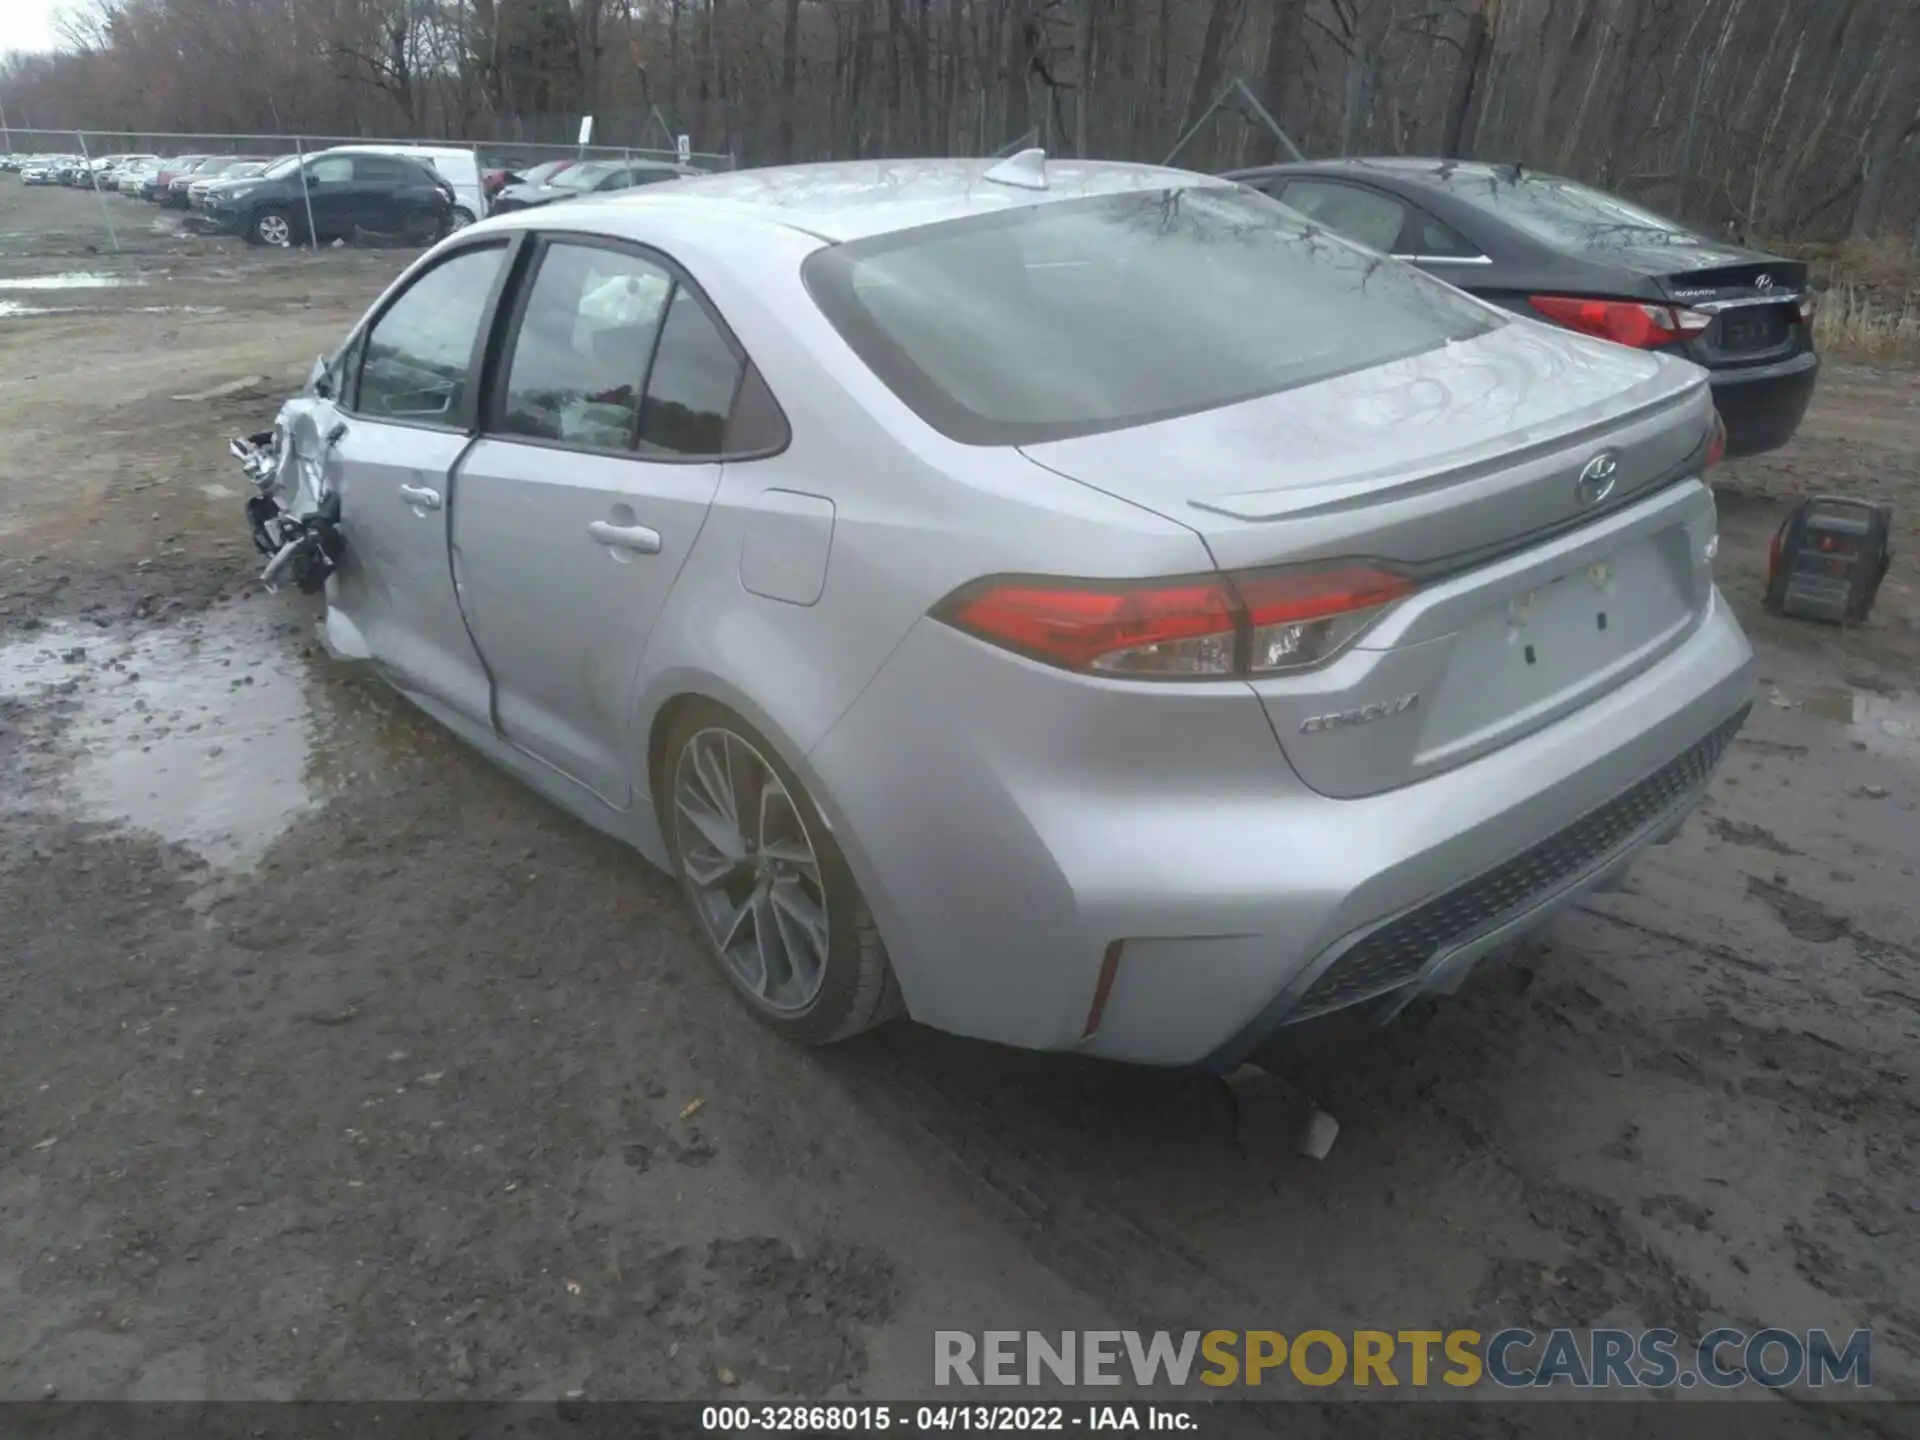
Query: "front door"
452 237 746 804
329 239 516 722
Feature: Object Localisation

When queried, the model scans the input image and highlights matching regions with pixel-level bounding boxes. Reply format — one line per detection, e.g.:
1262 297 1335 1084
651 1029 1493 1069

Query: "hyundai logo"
1577 452 1621 506
1754 273 1774 292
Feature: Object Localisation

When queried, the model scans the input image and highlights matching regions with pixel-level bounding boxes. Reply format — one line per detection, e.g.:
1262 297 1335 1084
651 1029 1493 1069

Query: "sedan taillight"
934 563 1415 679
1529 294 1713 349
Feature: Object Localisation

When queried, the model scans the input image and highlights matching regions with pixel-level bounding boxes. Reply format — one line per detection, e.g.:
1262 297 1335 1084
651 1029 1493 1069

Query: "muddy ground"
1 180 1917 1423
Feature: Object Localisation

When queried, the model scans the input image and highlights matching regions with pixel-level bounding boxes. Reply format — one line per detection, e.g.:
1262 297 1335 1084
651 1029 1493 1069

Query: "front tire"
450 206 476 230
248 206 295 247
663 701 900 1044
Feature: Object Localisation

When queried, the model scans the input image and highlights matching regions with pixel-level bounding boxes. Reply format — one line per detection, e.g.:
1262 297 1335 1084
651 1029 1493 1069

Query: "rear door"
299 155 362 238
347 155 421 232
450 236 748 804
328 239 517 721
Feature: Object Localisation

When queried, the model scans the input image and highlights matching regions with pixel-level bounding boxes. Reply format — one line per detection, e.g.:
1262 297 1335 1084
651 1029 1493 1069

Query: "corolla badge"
1576 451 1621 506
1299 693 1420 734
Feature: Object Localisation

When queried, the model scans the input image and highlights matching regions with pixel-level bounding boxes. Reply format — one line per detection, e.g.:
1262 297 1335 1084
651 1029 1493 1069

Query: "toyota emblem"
1577 452 1621 506
1754 273 1774 292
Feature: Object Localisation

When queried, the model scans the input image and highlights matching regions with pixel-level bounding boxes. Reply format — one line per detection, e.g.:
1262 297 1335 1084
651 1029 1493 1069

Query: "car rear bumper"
808 590 1754 1067
1710 349 1818 458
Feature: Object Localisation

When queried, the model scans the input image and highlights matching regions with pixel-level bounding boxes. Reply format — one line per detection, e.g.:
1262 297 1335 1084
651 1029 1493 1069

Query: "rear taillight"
1528 295 1712 349
1796 294 1817 323
935 563 1415 679
1706 410 1728 470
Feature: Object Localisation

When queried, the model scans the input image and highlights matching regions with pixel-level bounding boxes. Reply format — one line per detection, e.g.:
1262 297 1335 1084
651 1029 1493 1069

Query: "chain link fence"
0 128 735 261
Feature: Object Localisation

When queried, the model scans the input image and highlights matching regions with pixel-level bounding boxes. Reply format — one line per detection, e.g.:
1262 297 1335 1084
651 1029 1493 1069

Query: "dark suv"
198 151 455 247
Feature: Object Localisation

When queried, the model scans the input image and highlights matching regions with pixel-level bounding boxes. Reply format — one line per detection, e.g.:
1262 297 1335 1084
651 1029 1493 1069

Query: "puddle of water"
1769 683 1920 763
1858 692 1920 761
0 271 149 291
0 607 322 867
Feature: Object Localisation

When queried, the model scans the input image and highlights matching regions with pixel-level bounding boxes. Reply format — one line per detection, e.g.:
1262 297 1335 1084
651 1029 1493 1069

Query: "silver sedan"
236 155 1754 1067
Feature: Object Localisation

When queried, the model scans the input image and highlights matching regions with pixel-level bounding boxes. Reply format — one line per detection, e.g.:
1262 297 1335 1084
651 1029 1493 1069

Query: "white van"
326 144 487 226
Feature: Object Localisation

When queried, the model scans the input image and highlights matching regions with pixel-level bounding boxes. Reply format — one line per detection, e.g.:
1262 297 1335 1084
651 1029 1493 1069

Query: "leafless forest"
3 0 1920 247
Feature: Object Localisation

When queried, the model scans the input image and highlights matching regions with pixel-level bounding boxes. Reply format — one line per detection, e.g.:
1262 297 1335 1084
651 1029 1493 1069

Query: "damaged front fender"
231 391 348 596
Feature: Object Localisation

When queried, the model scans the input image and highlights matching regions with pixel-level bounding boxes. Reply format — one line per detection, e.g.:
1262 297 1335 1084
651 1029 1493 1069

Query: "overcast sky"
1 0 67 58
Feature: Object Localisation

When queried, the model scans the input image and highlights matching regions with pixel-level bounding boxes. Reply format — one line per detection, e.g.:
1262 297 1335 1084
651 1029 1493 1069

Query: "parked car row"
6 145 479 247
6 145 708 246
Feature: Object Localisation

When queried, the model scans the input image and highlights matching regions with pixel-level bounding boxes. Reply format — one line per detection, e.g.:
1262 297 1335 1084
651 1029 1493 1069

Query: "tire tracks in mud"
819 901 1918 1418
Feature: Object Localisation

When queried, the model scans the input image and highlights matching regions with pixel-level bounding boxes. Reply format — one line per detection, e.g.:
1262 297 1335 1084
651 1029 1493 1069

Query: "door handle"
398 483 442 511
588 520 663 555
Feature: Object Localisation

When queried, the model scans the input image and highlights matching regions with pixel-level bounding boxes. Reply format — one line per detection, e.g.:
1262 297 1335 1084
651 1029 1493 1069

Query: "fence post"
295 135 319 248
74 129 122 257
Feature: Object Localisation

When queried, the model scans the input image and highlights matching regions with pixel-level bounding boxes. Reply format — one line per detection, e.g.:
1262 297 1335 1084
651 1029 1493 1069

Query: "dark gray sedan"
1225 159 1819 458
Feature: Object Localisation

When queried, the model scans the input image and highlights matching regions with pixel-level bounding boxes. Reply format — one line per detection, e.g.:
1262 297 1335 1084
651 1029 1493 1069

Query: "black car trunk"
1635 253 1811 366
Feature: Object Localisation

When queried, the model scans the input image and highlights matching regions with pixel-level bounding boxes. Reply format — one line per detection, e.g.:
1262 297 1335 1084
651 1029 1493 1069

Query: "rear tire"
248 207 295 247
403 209 449 246
662 700 901 1045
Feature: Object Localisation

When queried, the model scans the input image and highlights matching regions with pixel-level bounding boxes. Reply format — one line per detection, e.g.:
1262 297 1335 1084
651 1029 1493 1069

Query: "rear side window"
804 186 1499 446
354 156 410 183
637 288 744 458
497 242 674 450
1280 179 1409 252
353 244 507 423
1405 211 1483 259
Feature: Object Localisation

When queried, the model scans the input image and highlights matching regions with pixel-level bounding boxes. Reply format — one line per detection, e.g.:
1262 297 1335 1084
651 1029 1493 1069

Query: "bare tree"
3 0 1916 247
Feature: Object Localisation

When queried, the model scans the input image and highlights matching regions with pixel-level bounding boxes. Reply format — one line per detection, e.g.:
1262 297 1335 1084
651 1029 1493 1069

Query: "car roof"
327 144 477 166
593 157 1233 242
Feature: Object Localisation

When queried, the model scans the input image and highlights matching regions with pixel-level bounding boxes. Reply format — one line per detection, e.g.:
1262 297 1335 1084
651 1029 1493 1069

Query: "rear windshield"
803 186 1499 445
552 161 620 191
1418 170 1700 251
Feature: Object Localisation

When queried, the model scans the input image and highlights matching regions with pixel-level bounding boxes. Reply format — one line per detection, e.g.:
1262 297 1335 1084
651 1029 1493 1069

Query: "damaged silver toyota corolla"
233 155 1754 1068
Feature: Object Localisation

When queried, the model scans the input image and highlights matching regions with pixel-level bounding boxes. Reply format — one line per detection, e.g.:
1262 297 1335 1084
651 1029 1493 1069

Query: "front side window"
804 185 1499 446
354 244 507 423
307 156 353 185
497 243 674 450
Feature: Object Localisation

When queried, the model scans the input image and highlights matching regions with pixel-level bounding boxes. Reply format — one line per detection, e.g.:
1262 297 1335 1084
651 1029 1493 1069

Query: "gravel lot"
2 181 1917 1420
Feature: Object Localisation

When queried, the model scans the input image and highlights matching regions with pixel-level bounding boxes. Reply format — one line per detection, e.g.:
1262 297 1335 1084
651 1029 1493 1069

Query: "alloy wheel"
257 213 291 246
672 727 830 1014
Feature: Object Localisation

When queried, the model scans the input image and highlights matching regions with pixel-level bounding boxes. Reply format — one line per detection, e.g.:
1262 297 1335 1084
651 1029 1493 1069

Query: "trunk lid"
1617 247 1810 366
1020 320 1721 797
